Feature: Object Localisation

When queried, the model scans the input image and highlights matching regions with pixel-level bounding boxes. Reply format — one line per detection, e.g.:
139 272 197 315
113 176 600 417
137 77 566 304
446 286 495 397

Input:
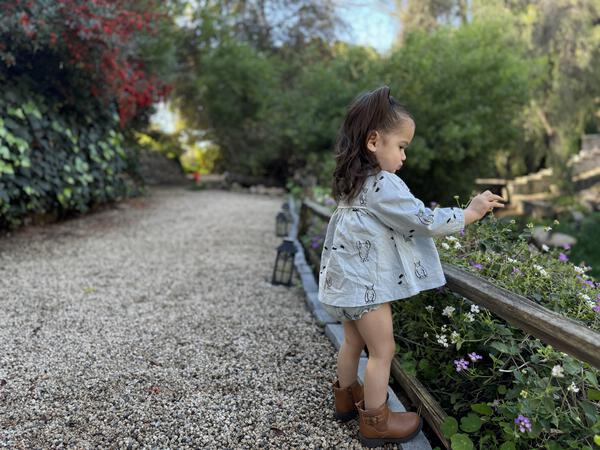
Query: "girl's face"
366 119 415 173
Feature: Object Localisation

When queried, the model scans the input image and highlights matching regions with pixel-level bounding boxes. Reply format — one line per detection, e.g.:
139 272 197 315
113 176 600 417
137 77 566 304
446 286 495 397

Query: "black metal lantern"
276 210 290 237
271 238 297 286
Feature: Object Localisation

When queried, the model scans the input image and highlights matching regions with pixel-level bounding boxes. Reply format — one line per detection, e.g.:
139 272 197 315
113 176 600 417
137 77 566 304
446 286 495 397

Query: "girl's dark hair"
331 85 414 204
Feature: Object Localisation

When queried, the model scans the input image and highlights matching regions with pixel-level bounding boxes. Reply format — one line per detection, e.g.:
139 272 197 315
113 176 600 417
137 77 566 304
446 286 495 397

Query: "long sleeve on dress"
367 172 465 237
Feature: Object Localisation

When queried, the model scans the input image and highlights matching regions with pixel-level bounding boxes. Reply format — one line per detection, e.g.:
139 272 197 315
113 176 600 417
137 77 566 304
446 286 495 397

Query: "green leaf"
450 433 474 450
490 341 518 355
441 416 459 439
498 442 516 450
497 385 507 395
588 389 600 401
7 106 25 119
584 372 598 388
460 414 482 433
470 403 493 416
593 435 600 446
0 145 10 159
0 161 14 174
581 400 599 424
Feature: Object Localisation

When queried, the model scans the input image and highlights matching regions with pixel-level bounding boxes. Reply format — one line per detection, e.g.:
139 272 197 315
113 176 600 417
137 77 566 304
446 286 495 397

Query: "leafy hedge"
0 76 141 229
301 194 600 449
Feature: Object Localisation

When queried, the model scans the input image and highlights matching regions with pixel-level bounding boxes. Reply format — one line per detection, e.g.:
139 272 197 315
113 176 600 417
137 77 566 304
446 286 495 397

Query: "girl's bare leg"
353 302 395 409
337 320 366 388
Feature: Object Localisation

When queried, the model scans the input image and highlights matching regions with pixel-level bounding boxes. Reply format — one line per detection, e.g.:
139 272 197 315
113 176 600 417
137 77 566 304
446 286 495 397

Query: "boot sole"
334 409 358 422
358 416 423 447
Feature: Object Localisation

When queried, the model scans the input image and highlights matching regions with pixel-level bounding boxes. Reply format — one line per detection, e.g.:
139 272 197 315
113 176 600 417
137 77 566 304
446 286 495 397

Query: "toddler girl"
317 85 505 447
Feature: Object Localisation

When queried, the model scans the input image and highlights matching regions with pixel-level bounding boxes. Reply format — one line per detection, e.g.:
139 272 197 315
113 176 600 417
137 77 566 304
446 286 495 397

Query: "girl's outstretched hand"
464 190 505 225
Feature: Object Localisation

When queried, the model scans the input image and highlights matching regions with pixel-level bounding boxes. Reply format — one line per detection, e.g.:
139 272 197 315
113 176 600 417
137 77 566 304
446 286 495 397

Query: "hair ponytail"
331 85 414 204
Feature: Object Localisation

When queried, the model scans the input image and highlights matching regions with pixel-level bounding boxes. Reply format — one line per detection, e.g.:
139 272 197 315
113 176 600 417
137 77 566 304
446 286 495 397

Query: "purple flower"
453 358 469 372
593 304 600 313
514 415 532 433
558 252 569 262
512 267 521 275
467 352 483 362
470 261 483 270
585 280 595 288
562 243 571 250
460 228 465 236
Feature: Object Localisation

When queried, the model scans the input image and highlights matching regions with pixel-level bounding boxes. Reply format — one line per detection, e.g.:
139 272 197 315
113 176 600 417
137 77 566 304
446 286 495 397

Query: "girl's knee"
343 330 365 351
367 339 396 361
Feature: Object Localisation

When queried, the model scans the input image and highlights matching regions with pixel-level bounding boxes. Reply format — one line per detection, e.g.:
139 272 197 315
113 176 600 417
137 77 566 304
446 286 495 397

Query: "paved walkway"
0 187 386 449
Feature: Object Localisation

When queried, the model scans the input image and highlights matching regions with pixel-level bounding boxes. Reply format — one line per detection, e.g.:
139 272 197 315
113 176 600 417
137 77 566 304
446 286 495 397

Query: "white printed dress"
317 170 465 318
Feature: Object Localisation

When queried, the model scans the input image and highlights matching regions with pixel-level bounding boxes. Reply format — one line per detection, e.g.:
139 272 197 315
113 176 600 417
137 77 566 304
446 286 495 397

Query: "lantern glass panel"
276 211 289 237
272 239 297 286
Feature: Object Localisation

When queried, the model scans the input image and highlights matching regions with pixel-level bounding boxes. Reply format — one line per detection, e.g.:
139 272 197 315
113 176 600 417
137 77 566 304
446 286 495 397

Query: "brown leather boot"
354 398 423 447
332 378 389 422
332 378 363 421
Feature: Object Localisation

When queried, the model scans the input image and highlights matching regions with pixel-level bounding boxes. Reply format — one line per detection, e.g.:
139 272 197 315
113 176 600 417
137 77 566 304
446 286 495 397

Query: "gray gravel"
0 187 383 449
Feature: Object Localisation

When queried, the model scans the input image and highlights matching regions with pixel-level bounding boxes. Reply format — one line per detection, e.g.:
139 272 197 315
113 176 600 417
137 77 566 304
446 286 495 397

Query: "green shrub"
0 78 141 229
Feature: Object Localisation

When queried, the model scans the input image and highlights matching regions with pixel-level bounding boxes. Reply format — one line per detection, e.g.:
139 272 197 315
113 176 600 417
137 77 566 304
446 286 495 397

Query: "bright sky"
335 0 399 54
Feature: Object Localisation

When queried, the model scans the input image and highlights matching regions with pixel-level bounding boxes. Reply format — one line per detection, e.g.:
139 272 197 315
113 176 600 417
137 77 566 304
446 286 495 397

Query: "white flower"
425 305 434 312
491 399 501 407
450 331 460 344
519 390 528 398
445 236 458 242
578 293 595 308
507 257 517 264
435 334 449 348
464 312 475 322
542 244 550 252
441 242 450 250
423 332 429 338
533 264 549 277
551 365 565 378
442 306 455 317
453 242 462 250
470 304 480 314
573 265 585 274
544 226 552 232
441 324 448 332
567 382 579 393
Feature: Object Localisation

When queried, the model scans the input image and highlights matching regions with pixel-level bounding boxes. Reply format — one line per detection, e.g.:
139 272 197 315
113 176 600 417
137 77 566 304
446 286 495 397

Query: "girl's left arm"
367 172 465 237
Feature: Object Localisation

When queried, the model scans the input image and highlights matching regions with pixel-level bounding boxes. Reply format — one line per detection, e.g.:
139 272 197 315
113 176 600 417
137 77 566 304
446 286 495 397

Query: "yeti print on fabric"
414 260 428 279
364 284 376 303
416 208 435 225
325 276 333 289
359 187 368 206
402 229 415 243
356 239 372 262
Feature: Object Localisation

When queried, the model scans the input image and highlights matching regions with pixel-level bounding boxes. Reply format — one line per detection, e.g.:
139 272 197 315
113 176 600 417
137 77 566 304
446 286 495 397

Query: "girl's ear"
366 130 379 153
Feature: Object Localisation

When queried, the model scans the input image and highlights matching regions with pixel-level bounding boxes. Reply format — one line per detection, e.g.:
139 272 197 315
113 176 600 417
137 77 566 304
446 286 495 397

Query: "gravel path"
0 187 380 449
